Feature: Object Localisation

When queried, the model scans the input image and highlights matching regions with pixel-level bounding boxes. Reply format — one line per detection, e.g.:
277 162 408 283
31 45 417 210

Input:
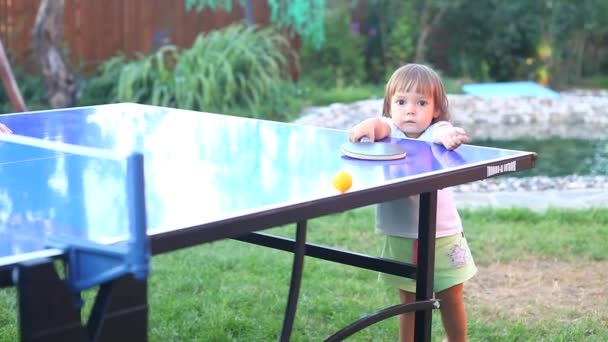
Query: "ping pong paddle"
341 141 406 160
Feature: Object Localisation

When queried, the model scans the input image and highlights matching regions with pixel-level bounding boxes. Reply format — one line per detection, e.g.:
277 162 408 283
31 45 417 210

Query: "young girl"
349 63 476 342
0 123 11 134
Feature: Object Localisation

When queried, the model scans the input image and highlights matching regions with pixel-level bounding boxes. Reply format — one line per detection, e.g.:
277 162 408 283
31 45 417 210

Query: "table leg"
16 258 148 341
0 268 13 287
414 191 437 342
87 274 148 341
279 220 307 342
17 258 87 341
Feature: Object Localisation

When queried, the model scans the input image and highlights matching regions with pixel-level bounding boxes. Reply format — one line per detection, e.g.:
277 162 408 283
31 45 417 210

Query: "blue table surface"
0 103 532 263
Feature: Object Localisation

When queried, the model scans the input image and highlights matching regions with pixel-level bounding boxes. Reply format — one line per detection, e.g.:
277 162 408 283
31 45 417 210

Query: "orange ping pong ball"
332 170 352 193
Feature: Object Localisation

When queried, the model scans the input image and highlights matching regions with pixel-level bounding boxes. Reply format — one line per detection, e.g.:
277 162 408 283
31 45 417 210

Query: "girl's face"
389 91 439 138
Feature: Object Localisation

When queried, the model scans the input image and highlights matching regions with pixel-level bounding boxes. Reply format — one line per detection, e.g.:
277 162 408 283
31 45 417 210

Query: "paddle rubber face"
340 141 407 160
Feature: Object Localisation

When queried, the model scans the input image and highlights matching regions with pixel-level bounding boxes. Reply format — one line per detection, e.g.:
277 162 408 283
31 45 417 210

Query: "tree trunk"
0 38 27 112
414 0 447 63
573 31 586 84
32 0 79 108
244 0 254 25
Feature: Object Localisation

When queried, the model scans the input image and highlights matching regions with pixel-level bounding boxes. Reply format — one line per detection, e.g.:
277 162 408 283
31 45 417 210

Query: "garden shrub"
80 54 129 106
299 2 365 88
361 0 417 84
84 23 298 122
0 66 46 113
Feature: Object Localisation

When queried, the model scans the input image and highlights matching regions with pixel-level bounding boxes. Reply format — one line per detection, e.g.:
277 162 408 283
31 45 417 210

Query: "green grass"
443 77 468 94
1 208 607 341
293 81 385 107
578 75 608 89
292 77 465 110
462 208 608 263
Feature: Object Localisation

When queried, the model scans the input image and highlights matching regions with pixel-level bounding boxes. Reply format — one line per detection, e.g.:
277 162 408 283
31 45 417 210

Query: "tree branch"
32 0 79 108
0 39 27 112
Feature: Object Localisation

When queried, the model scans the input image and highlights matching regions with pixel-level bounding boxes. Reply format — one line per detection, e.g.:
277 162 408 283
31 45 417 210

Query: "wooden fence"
0 0 282 70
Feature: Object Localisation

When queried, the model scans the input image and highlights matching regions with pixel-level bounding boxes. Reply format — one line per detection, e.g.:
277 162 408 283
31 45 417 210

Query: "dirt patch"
465 258 608 323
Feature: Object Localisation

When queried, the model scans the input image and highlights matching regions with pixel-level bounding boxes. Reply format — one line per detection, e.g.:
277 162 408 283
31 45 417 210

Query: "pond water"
472 138 608 177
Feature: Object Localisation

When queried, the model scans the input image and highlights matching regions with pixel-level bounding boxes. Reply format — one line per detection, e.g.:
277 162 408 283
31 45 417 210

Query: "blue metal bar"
126 152 149 280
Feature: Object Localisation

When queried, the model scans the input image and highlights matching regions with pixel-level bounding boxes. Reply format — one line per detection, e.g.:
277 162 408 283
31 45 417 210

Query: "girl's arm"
432 122 469 150
0 123 12 134
349 118 391 142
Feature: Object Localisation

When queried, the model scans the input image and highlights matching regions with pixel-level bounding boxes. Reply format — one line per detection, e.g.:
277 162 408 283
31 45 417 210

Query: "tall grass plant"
83 24 298 121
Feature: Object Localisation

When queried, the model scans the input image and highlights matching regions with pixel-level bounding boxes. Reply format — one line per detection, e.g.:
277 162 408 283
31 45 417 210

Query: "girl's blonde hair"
382 64 449 121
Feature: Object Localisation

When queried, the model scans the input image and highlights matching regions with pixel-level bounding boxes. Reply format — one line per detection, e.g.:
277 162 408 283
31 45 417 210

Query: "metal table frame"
2 139 536 342
149 153 535 341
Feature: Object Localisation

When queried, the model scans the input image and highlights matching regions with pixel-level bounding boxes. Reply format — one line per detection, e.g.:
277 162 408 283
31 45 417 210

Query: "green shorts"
379 232 477 293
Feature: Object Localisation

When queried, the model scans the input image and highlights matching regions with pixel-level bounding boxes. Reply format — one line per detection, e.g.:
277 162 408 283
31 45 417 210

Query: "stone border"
295 89 608 141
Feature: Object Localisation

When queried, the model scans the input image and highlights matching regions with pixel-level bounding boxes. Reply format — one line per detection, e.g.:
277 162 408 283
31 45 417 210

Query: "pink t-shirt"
375 119 463 238
375 187 463 238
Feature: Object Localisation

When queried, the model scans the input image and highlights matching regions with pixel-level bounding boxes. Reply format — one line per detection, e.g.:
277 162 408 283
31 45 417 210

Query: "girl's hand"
349 122 374 142
435 125 468 150
349 118 390 142
0 123 12 134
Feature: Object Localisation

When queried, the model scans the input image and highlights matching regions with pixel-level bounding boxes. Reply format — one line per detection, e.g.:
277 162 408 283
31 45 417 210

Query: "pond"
472 138 608 177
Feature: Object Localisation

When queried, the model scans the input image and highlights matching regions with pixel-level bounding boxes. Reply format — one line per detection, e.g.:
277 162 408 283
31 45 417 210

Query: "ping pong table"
0 103 536 341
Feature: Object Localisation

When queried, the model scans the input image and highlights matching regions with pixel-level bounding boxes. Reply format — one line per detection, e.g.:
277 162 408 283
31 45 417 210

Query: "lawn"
1 208 607 341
